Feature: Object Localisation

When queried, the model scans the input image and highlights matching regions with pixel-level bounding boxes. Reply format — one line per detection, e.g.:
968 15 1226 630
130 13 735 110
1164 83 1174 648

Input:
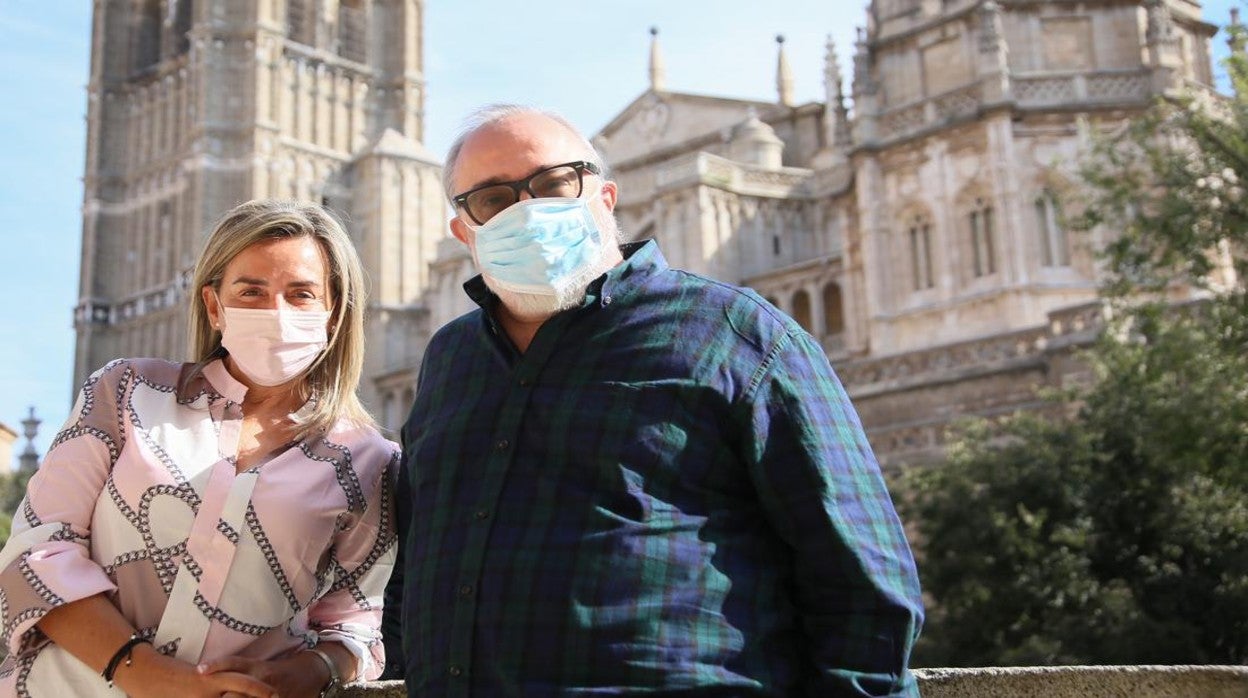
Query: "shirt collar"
190 358 318 418
201 358 249 404
462 239 667 312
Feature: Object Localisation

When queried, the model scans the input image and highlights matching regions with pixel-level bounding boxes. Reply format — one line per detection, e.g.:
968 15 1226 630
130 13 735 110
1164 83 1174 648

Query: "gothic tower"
845 0 1217 354
74 0 444 427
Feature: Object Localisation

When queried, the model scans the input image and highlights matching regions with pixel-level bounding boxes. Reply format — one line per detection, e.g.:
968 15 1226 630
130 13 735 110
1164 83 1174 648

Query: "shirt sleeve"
736 331 924 698
308 446 399 682
0 360 130 657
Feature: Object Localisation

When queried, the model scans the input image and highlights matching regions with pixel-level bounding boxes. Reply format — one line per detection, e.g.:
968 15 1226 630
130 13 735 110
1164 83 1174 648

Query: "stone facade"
76 1 1223 459
73 0 445 425
591 0 1220 466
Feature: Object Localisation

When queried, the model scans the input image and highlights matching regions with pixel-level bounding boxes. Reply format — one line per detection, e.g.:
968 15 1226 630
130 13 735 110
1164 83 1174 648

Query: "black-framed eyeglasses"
453 160 602 225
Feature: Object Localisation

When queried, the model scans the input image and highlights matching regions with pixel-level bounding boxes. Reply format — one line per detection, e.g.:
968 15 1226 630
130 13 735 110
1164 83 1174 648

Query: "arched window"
822 283 844 335
1034 190 1069 267
907 214 934 290
286 0 312 45
172 0 193 54
792 290 812 332
132 0 162 71
338 0 367 63
968 197 997 277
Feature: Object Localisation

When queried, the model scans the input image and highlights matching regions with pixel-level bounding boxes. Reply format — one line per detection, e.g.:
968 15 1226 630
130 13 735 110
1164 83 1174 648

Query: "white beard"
481 208 623 322
489 281 587 321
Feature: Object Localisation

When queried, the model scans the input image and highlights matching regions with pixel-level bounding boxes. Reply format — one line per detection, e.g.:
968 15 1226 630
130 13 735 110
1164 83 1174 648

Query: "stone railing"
914 665 1248 697
836 301 1107 396
654 152 810 197
1014 69 1152 108
836 324 1052 395
342 665 1248 696
874 70 1154 143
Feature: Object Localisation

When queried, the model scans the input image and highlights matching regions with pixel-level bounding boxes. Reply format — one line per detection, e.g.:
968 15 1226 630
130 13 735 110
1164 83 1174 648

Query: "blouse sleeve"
0 359 132 656
308 444 399 681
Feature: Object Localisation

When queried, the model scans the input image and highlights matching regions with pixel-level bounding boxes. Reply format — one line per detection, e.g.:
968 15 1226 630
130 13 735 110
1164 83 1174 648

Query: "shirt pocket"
530 379 724 522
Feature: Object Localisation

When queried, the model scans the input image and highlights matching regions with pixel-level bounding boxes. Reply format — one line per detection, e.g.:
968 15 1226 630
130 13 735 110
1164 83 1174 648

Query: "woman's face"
202 236 331 326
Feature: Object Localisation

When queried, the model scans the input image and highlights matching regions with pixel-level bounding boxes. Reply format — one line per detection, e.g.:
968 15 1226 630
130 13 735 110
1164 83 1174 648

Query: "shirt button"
474 509 489 520
459 584 474 597
495 439 509 451
603 295 613 305
449 665 463 677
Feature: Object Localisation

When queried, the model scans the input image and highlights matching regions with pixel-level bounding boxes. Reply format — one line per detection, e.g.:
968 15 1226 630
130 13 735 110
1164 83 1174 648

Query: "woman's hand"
35 595 276 697
114 644 278 698
201 651 331 698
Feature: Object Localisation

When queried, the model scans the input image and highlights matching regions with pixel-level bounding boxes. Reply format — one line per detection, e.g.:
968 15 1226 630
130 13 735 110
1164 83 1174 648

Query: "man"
389 104 924 696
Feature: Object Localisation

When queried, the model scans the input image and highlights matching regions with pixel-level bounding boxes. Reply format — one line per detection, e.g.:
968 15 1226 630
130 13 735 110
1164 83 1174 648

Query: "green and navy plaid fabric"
394 241 923 697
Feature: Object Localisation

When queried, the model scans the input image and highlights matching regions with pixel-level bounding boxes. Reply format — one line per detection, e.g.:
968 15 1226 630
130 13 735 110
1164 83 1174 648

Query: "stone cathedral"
73 0 1224 466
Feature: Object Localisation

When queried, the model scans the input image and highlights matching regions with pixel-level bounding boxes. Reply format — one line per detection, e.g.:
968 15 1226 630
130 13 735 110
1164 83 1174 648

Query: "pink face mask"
218 304 330 387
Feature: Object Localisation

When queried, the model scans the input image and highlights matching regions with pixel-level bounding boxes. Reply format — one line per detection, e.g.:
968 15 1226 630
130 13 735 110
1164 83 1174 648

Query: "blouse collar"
201 358 249 404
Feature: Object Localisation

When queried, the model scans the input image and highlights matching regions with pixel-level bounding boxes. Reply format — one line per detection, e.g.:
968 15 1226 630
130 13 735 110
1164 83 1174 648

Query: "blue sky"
0 1 1240 468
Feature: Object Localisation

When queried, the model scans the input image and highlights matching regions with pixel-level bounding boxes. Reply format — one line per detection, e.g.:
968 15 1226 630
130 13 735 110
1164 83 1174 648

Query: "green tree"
906 38 1248 666
910 309 1248 666
0 469 32 548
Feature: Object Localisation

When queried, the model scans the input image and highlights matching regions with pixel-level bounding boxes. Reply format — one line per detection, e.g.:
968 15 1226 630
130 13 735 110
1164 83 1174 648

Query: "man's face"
448 113 617 245
448 113 623 321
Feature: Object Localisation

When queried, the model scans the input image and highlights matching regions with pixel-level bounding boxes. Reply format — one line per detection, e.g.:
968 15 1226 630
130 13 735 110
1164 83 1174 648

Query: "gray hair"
441 104 609 203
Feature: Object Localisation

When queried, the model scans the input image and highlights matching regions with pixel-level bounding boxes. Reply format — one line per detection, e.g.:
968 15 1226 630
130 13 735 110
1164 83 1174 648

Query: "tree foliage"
905 44 1248 666
0 469 31 549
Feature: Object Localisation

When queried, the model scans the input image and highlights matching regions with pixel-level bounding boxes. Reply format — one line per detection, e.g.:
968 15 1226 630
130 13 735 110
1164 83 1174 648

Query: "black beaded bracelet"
102 633 151 688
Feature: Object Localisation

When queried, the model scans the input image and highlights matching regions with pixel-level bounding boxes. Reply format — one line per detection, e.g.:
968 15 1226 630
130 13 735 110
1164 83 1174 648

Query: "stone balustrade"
874 69 1155 145
340 665 1248 697
654 152 811 197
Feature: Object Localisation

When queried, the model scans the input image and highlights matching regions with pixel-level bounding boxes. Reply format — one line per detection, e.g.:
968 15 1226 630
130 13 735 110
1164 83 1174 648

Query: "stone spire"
978 0 1011 103
776 34 794 106
978 0 1004 53
1145 0 1182 92
1230 8 1247 57
649 26 666 92
851 26 878 145
824 35 852 149
19 406 40 472
852 27 875 97
1145 0 1179 48
825 35 845 106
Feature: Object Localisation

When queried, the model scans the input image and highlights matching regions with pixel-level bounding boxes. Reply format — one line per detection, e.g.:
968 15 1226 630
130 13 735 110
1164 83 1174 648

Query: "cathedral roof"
594 88 815 169
353 128 441 166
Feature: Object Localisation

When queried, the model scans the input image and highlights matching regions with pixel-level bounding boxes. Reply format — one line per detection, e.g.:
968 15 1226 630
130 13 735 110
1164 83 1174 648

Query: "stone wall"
841 301 1104 467
915 665 1248 698
341 665 1248 697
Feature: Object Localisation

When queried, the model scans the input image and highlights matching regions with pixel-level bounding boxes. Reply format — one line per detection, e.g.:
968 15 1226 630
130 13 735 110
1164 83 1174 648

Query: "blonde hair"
188 199 375 437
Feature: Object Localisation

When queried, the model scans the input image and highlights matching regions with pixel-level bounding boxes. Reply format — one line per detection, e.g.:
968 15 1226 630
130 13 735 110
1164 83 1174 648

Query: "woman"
0 200 398 697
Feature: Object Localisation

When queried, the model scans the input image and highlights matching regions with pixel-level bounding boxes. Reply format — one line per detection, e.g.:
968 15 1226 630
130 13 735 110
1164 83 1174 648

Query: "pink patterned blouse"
0 358 398 697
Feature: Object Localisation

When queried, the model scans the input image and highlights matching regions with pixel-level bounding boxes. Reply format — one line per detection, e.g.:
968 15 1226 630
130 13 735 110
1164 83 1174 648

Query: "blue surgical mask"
471 194 605 297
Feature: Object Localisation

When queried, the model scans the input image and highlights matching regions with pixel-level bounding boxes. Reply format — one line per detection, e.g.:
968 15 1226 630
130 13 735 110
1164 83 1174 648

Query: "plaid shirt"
392 241 923 696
